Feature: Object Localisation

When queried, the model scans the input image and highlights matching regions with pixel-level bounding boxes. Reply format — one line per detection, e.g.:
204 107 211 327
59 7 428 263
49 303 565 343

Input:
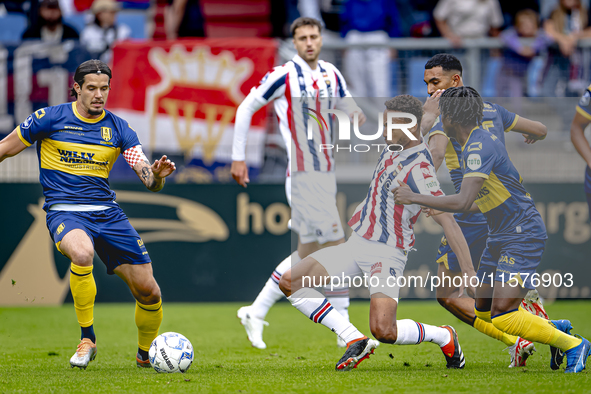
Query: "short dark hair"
384 95 424 129
425 53 463 76
70 59 112 98
439 86 483 127
290 17 322 37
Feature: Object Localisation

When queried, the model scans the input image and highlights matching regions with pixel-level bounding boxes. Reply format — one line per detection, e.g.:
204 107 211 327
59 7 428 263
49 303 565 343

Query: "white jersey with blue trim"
232 54 359 173
348 142 445 250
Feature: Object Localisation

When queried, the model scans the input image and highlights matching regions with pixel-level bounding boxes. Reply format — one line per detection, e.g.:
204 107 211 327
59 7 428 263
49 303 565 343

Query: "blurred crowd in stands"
2 0 591 97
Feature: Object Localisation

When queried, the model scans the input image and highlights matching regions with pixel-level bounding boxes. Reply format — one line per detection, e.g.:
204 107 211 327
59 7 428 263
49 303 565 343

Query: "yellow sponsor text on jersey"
40 139 120 178
474 172 511 213
499 255 515 265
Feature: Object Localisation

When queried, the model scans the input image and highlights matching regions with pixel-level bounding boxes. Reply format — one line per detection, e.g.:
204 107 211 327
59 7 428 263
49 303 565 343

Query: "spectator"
542 0 588 96
22 0 79 42
80 0 131 63
497 9 551 97
340 0 401 98
433 0 504 46
165 0 204 39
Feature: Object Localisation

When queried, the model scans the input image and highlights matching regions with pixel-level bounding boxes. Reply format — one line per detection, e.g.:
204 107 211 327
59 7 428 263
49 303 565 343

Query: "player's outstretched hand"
522 133 544 144
392 180 414 205
421 206 444 217
231 160 250 188
152 155 176 178
351 110 367 127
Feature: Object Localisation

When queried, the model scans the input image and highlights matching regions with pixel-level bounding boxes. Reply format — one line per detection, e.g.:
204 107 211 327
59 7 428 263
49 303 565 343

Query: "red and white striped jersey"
348 142 445 250
232 54 359 173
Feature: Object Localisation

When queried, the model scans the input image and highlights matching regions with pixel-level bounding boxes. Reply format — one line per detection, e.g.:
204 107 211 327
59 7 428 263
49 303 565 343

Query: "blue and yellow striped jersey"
428 101 519 225
17 102 140 211
460 127 546 240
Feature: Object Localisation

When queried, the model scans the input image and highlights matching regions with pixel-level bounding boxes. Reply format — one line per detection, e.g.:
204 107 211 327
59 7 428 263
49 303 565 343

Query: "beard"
87 107 103 115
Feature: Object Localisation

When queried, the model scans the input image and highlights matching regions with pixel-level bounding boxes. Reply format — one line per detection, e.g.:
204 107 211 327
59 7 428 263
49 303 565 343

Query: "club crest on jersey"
101 127 112 142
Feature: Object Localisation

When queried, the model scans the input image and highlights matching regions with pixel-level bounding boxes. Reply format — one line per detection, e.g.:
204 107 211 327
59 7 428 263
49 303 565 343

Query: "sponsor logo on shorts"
390 267 396 277
56 223 65 235
332 223 338 234
315 229 323 236
499 255 515 265
137 239 144 247
371 262 382 276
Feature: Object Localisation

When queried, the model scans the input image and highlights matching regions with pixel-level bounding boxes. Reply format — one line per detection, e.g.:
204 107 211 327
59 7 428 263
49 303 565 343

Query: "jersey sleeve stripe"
504 114 520 132
16 126 32 147
262 74 287 100
334 71 346 97
428 130 447 140
576 105 591 121
464 172 489 179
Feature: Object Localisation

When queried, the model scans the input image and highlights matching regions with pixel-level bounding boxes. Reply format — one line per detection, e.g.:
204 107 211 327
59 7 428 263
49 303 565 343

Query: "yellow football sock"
136 299 163 351
492 309 582 351
70 263 96 328
474 308 517 346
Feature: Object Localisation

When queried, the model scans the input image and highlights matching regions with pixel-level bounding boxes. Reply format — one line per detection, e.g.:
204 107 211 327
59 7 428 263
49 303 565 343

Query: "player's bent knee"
133 281 161 305
278 270 292 297
69 247 94 266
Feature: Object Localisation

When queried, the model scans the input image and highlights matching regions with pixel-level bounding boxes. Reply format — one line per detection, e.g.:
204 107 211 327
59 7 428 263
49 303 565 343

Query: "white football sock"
250 251 301 320
288 287 364 343
394 319 451 346
325 287 350 322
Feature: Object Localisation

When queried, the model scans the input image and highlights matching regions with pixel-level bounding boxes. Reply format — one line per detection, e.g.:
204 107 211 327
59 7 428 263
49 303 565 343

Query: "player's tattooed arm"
133 155 176 192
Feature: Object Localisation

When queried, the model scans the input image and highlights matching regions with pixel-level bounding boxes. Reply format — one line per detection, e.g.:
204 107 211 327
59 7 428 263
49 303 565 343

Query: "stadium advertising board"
109 39 277 183
0 183 588 305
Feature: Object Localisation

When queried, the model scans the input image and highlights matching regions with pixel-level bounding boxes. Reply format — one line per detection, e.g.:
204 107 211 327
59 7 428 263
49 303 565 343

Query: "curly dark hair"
425 53 463 76
384 94 423 128
439 87 483 127
70 59 112 98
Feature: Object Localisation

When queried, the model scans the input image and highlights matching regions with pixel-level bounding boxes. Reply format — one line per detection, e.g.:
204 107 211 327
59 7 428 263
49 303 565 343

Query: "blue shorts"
476 237 546 290
435 223 488 272
46 207 151 275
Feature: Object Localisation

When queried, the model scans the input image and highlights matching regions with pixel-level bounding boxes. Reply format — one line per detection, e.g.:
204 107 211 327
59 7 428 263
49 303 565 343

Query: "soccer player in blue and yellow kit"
394 86 591 373
420 54 551 368
0 60 176 369
571 83 591 221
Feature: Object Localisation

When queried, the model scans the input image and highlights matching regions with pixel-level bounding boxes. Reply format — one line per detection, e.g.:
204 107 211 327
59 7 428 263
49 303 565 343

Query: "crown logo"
148 45 254 105
145 45 255 165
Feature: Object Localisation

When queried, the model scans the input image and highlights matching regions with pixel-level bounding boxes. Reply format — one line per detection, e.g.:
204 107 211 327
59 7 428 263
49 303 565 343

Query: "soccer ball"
149 332 194 373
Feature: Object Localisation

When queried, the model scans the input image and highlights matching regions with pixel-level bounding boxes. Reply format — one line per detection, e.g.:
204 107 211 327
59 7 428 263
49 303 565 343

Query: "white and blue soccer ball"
149 332 194 373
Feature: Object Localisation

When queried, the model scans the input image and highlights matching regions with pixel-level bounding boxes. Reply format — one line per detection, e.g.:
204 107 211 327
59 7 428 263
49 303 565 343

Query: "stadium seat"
117 11 147 39
0 13 28 43
63 14 88 34
205 21 272 38
407 57 430 97
481 57 502 98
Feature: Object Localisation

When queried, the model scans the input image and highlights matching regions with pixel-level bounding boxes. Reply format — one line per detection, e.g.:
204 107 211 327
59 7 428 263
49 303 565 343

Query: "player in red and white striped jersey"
231 17 365 349
279 95 476 371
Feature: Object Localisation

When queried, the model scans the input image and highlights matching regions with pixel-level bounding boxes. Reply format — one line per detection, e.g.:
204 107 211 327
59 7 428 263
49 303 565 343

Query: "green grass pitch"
1 301 590 393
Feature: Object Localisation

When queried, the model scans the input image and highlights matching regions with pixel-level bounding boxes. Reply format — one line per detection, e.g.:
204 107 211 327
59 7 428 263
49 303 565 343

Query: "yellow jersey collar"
461 126 480 151
72 102 105 123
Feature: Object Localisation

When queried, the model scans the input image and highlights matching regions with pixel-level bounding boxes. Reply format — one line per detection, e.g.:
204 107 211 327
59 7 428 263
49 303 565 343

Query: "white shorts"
310 232 408 300
286 171 344 244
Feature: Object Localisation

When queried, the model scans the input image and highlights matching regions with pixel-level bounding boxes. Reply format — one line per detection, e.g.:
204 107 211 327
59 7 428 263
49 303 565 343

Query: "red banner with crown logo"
108 39 277 183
